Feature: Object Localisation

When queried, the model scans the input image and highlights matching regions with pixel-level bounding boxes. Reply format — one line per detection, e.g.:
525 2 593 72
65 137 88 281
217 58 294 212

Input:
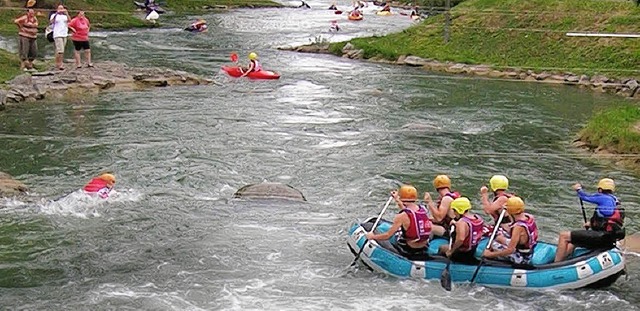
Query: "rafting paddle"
470 208 506 284
349 196 394 267
580 198 589 229
440 224 456 291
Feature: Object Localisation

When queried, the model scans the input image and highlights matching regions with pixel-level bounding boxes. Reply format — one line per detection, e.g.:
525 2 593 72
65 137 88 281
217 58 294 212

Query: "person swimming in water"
83 173 116 199
329 20 340 32
185 18 207 32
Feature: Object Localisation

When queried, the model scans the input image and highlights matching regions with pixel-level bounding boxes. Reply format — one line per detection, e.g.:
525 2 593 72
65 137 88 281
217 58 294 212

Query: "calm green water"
0 2 638 310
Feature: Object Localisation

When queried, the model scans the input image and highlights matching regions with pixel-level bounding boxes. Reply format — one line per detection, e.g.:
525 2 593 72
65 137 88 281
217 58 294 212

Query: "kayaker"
349 9 362 18
380 3 391 12
365 185 432 255
83 173 116 199
438 197 484 264
328 1 337 10
480 175 515 236
423 175 458 237
482 196 539 264
240 52 262 77
554 178 625 262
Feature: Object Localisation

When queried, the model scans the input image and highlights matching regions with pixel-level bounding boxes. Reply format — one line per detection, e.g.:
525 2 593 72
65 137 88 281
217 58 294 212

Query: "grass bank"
579 105 640 155
331 0 640 79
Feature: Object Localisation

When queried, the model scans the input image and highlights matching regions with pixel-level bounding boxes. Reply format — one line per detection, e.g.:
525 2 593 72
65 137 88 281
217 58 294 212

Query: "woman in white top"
50 5 72 70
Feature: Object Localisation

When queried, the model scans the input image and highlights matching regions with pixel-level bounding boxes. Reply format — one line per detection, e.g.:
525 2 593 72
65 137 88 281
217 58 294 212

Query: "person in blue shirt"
554 178 625 262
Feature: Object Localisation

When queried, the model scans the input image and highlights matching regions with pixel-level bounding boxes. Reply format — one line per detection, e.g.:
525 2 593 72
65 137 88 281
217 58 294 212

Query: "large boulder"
233 182 306 202
0 172 29 198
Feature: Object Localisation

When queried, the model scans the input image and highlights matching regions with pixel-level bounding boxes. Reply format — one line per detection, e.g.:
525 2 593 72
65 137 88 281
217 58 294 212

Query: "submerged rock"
0 171 29 198
233 182 306 202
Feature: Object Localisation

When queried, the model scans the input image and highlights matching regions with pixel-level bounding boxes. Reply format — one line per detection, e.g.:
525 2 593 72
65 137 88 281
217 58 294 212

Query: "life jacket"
400 205 432 243
84 178 108 193
250 60 262 72
511 213 538 257
459 214 484 252
433 191 459 226
590 194 625 240
491 192 514 225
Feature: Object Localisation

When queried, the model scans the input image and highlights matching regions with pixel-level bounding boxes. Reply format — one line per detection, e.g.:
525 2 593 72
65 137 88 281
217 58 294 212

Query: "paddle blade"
440 265 452 291
230 53 238 63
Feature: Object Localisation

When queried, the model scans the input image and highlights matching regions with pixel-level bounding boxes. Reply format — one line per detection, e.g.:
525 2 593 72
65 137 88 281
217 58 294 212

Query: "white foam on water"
38 189 143 218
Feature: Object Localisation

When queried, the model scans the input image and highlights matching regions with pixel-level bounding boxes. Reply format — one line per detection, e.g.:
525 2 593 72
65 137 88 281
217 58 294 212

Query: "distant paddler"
83 173 116 199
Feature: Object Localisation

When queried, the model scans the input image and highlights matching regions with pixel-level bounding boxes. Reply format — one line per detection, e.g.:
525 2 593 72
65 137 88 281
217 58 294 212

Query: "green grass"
331 0 640 78
580 105 640 154
0 49 21 84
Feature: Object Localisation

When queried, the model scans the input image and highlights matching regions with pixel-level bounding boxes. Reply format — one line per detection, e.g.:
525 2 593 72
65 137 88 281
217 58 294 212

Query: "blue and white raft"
347 217 626 290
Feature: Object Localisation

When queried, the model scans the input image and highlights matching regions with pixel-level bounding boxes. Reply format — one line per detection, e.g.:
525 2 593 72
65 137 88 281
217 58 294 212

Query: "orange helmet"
505 196 525 215
99 173 116 187
398 185 418 202
433 175 451 190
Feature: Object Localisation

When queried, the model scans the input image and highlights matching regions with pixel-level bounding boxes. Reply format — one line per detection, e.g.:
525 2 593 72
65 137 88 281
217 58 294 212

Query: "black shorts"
570 230 616 249
72 40 90 51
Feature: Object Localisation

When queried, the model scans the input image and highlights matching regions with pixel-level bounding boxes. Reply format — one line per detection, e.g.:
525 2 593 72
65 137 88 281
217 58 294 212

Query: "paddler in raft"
83 173 116 199
365 185 433 256
554 178 625 262
423 175 458 237
480 175 516 237
482 196 539 265
240 52 262 77
438 197 484 264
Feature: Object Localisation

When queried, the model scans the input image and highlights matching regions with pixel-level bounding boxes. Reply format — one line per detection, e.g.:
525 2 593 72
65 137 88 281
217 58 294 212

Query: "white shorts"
54 37 67 54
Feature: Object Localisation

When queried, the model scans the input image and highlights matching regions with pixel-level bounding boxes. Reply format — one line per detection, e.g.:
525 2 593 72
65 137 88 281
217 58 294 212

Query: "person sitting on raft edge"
554 178 625 262
365 185 433 255
240 52 262 77
83 173 116 199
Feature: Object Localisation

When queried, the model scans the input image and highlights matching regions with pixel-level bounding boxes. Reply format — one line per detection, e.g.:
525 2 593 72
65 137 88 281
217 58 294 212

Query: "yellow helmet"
597 178 615 191
506 196 525 215
450 197 472 214
489 175 509 191
398 185 418 202
99 173 116 186
248 52 258 60
433 175 451 190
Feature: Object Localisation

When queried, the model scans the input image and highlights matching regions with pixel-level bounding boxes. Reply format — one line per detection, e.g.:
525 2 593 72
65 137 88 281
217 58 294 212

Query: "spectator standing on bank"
50 4 72 70
68 10 92 68
13 8 38 71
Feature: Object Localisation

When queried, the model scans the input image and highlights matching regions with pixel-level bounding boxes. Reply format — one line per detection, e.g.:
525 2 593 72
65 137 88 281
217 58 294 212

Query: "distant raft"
233 182 306 201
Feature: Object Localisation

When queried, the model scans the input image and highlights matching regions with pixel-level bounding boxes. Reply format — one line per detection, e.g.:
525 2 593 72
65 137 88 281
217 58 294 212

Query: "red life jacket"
459 214 484 252
401 205 432 243
511 213 538 254
590 195 625 239
433 191 459 226
84 178 108 193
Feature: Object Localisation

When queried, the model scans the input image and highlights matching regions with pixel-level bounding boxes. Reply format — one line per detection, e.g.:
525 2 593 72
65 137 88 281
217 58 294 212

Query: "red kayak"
221 66 280 80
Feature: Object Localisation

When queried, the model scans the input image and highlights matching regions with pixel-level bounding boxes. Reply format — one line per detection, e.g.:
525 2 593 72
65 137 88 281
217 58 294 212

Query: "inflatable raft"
348 14 364 21
376 10 392 16
347 217 626 290
221 66 281 80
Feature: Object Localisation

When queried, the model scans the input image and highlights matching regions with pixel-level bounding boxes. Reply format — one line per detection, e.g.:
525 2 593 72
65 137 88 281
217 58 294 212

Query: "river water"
0 1 638 310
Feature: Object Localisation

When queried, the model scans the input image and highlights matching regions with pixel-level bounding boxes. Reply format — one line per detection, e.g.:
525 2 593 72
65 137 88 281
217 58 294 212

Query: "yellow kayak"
376 10 392 16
